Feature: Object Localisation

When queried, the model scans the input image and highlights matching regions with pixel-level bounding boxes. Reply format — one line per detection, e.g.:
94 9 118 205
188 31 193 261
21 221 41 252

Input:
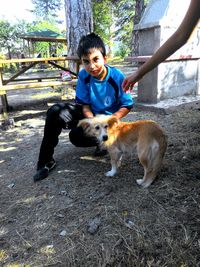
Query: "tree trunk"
131 0 145 56
8 46 12 59
64 0 93 71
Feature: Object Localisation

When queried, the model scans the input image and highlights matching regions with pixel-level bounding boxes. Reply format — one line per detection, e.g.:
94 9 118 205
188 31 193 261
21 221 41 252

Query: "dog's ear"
78 120 90 131
108 116 119 127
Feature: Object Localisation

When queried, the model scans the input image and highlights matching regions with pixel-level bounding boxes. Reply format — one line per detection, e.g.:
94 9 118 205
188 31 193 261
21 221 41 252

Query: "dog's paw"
141 181 152 188
136 179 152 188
136 179 144 185
105 170 116 177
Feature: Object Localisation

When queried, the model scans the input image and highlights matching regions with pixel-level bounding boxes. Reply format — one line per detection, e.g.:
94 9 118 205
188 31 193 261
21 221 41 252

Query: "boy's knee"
47 103 63 117
45 102 83 129
46 103 67 129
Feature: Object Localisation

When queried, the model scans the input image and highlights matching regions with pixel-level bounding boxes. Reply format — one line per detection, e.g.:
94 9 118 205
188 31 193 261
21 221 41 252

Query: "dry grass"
0 100 200 266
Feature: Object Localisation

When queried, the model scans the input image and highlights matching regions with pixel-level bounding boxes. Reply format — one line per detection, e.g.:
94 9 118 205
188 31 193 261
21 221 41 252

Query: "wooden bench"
0 56 80 117
125 55 200 63
0 79 78 117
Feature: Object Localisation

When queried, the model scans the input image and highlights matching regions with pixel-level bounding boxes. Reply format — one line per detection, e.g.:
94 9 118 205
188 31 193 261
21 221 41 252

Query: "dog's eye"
95 125 100 130
104 125 108 129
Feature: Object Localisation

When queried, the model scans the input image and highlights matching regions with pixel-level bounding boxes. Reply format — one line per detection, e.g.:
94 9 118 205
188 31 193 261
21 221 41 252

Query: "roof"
20 29 66 43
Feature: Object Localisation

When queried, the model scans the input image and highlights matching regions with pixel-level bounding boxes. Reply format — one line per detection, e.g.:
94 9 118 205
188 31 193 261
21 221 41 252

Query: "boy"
33 33 134 182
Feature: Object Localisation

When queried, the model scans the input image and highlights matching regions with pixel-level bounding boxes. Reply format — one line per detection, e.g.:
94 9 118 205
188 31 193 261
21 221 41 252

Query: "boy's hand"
83 105 94 118
59 109 72 123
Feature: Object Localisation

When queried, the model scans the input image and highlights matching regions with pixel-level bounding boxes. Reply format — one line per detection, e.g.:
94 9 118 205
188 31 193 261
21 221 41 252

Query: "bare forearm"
113 107 131 119
82 105 94 118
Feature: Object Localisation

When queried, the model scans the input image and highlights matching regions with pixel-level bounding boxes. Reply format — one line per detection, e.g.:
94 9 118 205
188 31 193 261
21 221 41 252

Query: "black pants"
37 102 98 168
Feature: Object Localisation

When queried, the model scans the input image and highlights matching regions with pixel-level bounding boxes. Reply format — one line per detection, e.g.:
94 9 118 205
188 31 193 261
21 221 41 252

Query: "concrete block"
135 0 200 103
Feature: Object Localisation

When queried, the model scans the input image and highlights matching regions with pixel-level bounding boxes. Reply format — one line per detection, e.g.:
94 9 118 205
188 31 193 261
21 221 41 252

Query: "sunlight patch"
18 109 46 115
17 194 48 204
40 245 55 255
23 118 45 128
0 250 8 262
57 169 75 173
0 227 8 236
0 146 16 152
80 156 107 163
32 92 60 99
0 138 22 145
17 129 30 135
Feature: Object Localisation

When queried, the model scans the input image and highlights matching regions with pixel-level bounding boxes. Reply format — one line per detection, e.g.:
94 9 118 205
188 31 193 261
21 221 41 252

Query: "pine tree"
64 0 93 57
32 0 62 21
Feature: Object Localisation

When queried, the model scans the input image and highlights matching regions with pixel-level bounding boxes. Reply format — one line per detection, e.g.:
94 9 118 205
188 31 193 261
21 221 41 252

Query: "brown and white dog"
78 115 167 188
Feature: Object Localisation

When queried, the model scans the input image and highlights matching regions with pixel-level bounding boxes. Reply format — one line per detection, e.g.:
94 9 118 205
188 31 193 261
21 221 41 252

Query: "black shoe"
94 146 107 157
196 172 200 179
33 159 56 182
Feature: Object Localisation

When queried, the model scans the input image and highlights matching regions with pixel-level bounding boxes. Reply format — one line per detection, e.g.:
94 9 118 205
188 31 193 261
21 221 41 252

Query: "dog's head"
78 115 119 143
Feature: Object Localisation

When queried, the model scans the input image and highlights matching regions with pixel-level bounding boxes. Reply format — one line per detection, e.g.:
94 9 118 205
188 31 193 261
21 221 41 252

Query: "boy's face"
81 48 107 80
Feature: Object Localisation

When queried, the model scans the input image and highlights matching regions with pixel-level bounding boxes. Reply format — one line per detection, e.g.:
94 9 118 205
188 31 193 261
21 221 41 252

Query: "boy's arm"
82 105 94 118
113 107 131 119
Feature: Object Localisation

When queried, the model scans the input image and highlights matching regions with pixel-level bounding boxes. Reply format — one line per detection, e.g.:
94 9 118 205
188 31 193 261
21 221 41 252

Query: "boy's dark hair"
77 32 106 59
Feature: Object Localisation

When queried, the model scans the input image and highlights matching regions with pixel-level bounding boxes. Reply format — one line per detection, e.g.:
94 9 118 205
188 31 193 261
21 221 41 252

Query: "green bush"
114 45 130 58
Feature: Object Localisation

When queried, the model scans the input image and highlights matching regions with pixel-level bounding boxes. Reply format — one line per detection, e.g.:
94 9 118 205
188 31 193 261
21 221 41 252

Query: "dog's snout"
103 135 108 141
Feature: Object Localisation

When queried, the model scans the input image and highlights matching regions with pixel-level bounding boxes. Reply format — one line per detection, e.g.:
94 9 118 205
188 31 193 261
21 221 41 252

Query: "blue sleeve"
75 71 90 105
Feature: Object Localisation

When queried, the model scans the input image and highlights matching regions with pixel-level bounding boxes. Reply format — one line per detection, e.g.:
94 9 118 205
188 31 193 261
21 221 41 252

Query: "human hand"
59 109 72 123
122 73 138 92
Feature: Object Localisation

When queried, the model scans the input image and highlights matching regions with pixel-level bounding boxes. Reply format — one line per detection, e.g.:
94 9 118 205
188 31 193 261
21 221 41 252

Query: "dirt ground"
1 82 200 265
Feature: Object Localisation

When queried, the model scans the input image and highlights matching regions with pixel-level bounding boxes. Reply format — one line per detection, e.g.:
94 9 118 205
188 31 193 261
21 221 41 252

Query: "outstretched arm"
122 0 200 91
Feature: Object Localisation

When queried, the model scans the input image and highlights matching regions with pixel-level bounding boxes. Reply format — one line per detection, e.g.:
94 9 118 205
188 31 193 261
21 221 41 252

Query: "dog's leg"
105 148 122 177
136 168 157 188
136 139 161 188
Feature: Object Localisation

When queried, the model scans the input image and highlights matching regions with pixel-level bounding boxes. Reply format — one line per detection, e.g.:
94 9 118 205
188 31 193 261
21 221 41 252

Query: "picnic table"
0 56 80 117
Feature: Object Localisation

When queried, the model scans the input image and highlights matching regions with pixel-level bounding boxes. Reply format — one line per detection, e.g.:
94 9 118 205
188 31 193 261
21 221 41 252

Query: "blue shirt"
75 65 134 115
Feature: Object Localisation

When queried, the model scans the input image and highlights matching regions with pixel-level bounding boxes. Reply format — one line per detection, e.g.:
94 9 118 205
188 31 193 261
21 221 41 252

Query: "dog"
78 115 167 188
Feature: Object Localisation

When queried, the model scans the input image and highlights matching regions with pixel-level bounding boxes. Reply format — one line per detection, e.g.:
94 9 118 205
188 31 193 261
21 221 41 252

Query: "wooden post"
1 94 9 118
0 63 3 86
28 40 30 57
0 64 8 118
